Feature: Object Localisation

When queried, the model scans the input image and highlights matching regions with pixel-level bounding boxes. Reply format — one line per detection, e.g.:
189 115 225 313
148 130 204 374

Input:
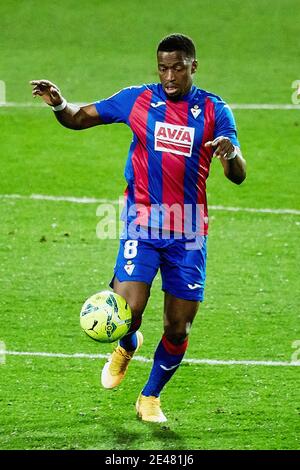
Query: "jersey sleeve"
214 102 240 148
93 86 145 124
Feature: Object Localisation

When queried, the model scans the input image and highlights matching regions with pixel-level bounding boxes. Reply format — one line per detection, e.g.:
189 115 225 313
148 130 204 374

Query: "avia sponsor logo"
154 122 195 157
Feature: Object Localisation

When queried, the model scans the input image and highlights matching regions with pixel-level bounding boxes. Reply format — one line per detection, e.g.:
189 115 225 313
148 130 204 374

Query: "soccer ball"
80 291 132 343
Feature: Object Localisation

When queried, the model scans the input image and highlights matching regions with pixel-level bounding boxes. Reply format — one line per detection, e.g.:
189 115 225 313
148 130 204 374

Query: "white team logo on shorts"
188 283 201 290
154 122 195 157
124 263 135 275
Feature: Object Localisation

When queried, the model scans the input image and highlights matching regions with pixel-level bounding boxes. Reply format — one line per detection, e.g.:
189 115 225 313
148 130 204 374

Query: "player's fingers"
31 84 43 92
217 146 229 158
205 137 222 147
50 86 60 96
41 80 60 93
30 79 52 86
213 141 232 158
32 85 49 95
212 143 220 157
30 80 50 88
30 83 49 94
32 87 44 96
30 80 60 93
222 142 235 157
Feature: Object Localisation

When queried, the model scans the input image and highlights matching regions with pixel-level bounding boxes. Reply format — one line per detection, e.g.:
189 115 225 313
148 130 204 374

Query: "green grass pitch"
0 0 299 450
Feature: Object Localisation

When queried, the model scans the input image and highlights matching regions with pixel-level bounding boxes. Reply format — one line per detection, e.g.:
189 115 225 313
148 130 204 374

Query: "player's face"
157 50 197 99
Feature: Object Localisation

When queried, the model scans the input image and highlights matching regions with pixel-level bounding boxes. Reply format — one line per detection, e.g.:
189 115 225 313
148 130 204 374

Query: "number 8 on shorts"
124 240 138 259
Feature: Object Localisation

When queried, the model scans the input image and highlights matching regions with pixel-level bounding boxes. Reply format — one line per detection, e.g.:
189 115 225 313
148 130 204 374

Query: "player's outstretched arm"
30 80 103 130
205 137 246 185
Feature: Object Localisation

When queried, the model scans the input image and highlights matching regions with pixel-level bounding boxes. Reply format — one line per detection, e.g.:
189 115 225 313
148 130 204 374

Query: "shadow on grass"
92 388 187 450
147 423 187 450
108 420 187 450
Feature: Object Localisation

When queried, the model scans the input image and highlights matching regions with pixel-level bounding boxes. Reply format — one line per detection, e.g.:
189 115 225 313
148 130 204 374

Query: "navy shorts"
110 234 207 301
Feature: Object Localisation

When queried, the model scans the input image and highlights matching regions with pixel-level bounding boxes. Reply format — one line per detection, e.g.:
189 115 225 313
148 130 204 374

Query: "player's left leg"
136 294 199 422
136 235 207 422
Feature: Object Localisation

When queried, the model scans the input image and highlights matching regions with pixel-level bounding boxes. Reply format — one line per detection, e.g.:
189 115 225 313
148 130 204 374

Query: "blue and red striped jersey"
94 83 240 236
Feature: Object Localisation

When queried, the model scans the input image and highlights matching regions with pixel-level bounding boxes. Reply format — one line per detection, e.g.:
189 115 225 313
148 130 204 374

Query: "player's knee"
164 324 189 345
128 299 145 318
127 300 145 331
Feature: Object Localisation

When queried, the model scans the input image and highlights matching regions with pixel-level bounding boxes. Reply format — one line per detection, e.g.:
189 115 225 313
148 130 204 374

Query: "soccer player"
31 33 246 423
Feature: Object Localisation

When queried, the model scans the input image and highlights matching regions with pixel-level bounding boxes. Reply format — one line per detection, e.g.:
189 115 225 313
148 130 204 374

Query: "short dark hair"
157 34 196 59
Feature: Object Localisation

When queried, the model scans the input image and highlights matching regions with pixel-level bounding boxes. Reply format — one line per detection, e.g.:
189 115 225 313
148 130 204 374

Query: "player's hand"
30 79 63 106
205 136 235 159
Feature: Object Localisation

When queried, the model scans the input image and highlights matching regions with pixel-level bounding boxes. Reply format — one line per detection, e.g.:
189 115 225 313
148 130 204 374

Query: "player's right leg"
101 279 148 389
101 238 160 389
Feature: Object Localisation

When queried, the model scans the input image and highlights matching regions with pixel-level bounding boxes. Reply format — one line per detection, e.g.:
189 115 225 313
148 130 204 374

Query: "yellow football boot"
136 393 167 423
101 331 143 389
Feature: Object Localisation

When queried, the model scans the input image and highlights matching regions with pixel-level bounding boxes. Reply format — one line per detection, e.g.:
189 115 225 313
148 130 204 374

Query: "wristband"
226 146 238 160
51 98 67 112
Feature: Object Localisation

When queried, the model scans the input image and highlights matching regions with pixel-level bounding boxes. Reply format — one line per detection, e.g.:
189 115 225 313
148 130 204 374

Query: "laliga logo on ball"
80 291 132 343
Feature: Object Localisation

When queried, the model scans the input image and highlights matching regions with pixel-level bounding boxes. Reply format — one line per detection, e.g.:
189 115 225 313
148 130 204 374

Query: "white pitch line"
0 102 86 108
2 350 300 367
1 102 300 110
0 193 119 204
230 103 300 110
208 205 300 215
1 193 299 215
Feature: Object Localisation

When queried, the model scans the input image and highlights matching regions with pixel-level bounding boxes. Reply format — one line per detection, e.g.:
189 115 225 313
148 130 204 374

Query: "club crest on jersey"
154 122 195 157
191 105 201 119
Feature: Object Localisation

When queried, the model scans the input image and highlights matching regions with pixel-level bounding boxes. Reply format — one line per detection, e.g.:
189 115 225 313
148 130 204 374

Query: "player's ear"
191 59 198 74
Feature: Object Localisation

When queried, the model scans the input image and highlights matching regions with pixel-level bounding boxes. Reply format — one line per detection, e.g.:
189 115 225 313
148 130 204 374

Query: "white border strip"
1 102 300 110
1 193 299 215
3 350 300 367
